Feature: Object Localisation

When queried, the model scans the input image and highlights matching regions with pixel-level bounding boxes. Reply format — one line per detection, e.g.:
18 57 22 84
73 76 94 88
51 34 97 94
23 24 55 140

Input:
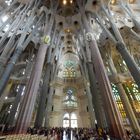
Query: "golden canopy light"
63 0 67 5
67 29 70 33
110 0 135 5
70 0 73 4
65 28 71 33
62 0 73 5
111 0 116 5
129 0 135 3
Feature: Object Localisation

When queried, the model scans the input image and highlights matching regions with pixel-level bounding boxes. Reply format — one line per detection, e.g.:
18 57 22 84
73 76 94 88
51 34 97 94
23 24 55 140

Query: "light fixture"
67 29 70 33
70 0 73 4
65 28 71 33
111 0 116 4
129 0 135 4
5 0 12 6
63 0 67 5
3 24 10 32
1 15 8 22
5 96 8 100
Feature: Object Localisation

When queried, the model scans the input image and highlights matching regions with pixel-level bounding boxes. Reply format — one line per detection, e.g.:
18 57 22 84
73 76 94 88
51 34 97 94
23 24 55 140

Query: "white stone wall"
50 87 91 128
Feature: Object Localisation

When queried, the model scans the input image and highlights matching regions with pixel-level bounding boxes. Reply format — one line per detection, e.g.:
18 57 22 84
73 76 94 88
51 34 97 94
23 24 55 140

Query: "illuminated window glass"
63 95 77 107
129 0 135 4
63 61 76 78
111 83 126 120
123 82 140 113
63 113 77 128
118 59 128 73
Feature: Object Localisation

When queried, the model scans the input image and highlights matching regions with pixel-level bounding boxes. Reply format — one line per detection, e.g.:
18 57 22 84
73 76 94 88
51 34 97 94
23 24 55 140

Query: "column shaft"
120 3 140 31
108 55 140 133
116 43 140 89
44 87 54 127
117 83 140 133
89 39 126 139
86 87 96 128
0 82 12 111
15 44 48 133
79 61 96 128
82 14 127 138
0 49 22 97
34 63 52 127
87 62 107 129
102 7 140 89
7 85 24 126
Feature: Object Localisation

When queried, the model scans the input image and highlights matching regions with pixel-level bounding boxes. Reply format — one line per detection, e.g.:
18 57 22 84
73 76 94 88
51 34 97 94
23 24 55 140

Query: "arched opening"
63 113 70 128
63 113 77 128
71 113 77 128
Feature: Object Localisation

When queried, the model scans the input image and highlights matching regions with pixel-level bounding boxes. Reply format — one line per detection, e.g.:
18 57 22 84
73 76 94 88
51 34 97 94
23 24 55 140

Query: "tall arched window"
63 95 77 107
63 113 77 128
63 60 76 78
63 113 70 128
71 113 77 128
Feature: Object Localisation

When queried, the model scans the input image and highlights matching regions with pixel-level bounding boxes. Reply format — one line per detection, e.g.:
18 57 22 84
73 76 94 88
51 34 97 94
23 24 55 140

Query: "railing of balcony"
54 77 85 83
63 105 78 110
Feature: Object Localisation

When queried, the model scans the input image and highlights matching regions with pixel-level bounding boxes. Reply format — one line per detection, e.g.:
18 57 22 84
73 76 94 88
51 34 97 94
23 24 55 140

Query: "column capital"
85 32 94 42
112 74 124 84
0 57 7 65
86 61 93 64
116 42 126 51
41 35 51 45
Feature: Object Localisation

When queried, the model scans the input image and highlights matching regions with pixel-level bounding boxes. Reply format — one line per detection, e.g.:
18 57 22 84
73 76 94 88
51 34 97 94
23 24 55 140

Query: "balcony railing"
55 77 84 83
63 104 78 111
51 77 86 88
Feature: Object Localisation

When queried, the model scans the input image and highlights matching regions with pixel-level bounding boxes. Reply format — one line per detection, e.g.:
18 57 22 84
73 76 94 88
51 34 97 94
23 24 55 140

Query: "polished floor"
63 131 76 140
0 130 77 140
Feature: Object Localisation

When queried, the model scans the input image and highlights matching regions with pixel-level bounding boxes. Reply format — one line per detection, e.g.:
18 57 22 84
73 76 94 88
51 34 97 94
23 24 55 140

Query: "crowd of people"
26 127 110 140
26 127 140 139
1 126 140 139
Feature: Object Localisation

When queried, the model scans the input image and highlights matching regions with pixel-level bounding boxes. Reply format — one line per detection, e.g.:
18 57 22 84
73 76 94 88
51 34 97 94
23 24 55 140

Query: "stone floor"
63 131 76 140
0 130 77 140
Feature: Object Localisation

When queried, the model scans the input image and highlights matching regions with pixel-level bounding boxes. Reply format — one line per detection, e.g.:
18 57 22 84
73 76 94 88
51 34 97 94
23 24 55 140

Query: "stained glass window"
111 83 127 120
63 60 76 78
123 82 140 113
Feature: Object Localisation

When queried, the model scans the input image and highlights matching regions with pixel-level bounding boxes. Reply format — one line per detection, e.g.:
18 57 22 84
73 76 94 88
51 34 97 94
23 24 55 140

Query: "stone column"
0 106 9 124
85 87 96 128
44 87 54 127
0 81 13 111
0 36 16 77
14 41 50 133
83 68 96 128
116 42 140 89
14 12 55 133
87 62 103 128
101 7 140 90
108 57 140 133
0 12 44 97
0 48 22 97
0 112 5 124
81 13 127 138
0 10 36 77
44 59 57 127
122 84 140 122
7 85 24 126
0 0 18 16
117 83 140 132
79 61 96 128
78 36 108 129
34 63 52 127
69 113 71 128
119 2 140 31
134 55 140 67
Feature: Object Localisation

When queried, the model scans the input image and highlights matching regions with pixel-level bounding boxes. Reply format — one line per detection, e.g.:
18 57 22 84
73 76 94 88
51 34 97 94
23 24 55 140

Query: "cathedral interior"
0 0 140 139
